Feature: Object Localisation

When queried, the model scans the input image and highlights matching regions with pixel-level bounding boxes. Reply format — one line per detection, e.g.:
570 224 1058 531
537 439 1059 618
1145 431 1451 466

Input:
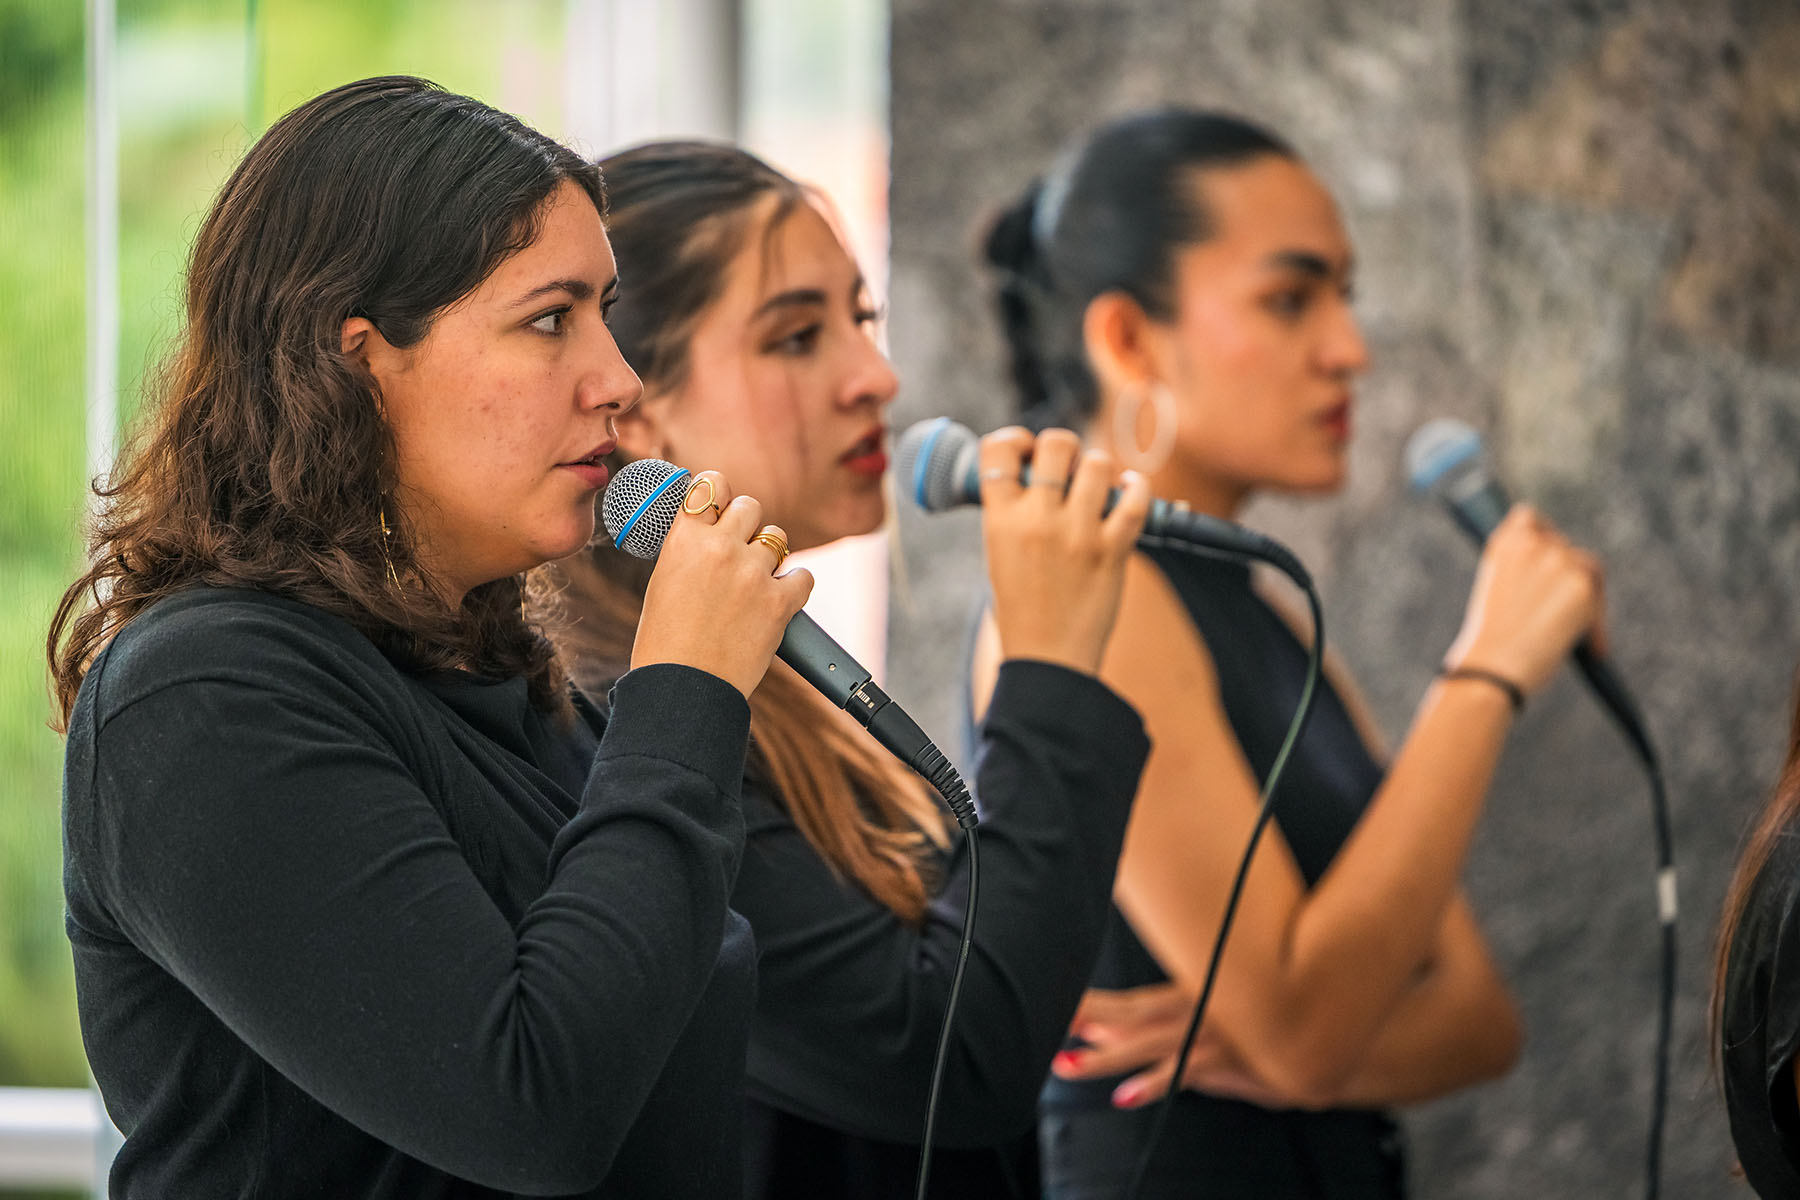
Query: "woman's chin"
532 519 600 570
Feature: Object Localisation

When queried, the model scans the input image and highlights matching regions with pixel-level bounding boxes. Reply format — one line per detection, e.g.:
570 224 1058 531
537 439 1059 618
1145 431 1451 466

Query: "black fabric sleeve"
737 659 1149 1146
84 643 750 1195
1756 875 1800 1162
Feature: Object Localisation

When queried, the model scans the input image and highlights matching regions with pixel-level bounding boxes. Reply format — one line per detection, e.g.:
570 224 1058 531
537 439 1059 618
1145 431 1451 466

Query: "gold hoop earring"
1114 382 1178 474
379 503 401 588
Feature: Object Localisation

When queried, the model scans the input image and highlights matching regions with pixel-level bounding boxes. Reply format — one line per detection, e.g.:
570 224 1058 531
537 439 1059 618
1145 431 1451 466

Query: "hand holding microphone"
1408 418 1651 756
614 467 814 699
604 457 978 827
1445 504 1607 698
896 417 1314 588
976 427 1152 675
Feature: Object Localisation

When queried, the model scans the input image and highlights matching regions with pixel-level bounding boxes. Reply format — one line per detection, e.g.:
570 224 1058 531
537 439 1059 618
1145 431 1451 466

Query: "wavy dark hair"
49 76 602 726
541 141 950 923
982 108 1293 428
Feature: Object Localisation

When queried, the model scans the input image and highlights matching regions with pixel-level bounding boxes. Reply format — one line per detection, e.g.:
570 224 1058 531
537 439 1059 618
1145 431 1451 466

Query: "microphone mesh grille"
600 458 690 559
1403 418 1484 497
894 417 980 512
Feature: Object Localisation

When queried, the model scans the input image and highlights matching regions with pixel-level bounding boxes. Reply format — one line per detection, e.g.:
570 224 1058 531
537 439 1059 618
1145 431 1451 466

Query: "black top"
1039 549 1397 1191
63 587 757 1199
729 660 1150 1198
1723 825 1800 1197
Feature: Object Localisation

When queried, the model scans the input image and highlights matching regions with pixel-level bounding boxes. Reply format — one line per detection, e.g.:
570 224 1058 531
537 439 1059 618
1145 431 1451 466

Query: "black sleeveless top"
1038 546 1405 1198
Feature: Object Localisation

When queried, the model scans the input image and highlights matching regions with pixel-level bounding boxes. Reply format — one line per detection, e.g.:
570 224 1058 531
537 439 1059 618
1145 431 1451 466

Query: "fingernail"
1053 1051 1082 1073
1112 1081 1146 1108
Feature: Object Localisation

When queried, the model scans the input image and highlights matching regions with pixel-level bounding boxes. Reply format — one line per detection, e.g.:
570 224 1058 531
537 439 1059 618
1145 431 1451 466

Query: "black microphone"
894 417 1312 588
1404 418 1655 765
601 458 977 828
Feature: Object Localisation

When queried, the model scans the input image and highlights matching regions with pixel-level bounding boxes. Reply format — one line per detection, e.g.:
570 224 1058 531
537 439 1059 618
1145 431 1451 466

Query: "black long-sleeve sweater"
62 587 756 1198
734 661 1150 1198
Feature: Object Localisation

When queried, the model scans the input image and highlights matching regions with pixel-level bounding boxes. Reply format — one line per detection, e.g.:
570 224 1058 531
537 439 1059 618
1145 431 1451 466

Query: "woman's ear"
340 316 408 395
1081 290 1161 396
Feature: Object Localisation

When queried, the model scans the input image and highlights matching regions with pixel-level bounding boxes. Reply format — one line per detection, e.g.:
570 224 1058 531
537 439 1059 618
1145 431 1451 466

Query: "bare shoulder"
1099 551 1222 727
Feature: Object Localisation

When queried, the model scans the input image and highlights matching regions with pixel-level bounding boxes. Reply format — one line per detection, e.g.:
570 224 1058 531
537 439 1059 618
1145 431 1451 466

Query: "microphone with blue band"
895 416 1313 589
600 457 977 829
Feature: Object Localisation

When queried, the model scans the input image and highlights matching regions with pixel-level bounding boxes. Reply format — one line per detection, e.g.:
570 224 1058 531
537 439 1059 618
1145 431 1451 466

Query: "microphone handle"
1446 479 1654 760
1571 641 1658 768
953 462 1313 588
777 613 962 819
777 611 870 708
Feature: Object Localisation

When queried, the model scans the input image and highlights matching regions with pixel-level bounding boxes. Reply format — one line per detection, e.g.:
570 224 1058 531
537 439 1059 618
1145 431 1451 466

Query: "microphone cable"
1122 535 1325 1200
1644 755 1673 1200
1407 416 1674 1198
911 762 980 1200
1559 651 1673 1200
1586 680 1673 1200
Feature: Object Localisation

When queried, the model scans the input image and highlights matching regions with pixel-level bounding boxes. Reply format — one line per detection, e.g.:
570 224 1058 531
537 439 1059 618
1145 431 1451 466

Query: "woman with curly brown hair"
49 76 811 1198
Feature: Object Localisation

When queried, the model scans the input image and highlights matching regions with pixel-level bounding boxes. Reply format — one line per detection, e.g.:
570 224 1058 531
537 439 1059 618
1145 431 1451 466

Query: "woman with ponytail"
545 140 1154 1198
974 108 1608 1197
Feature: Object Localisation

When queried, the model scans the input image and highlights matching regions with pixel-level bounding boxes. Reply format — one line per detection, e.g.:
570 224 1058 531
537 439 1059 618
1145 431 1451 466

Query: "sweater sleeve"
736 659 1148 1146
80 624 750 1196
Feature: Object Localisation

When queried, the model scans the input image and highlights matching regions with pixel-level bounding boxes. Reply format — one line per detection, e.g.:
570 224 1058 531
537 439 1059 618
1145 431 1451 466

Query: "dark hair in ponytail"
982 107 1295 428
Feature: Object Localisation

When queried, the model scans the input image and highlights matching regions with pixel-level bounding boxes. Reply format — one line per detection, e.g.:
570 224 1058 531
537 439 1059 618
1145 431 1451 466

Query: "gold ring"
979 467 1014 483
751 526 789 571
681 475 723 518
1029 474 1069 489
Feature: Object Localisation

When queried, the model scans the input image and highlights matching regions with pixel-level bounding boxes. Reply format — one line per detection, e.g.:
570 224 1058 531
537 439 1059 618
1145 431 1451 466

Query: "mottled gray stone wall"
885 1 1800 1195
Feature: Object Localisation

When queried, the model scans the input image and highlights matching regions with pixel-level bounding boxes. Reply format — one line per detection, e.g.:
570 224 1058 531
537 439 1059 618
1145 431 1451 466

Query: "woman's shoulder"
90 586 398 718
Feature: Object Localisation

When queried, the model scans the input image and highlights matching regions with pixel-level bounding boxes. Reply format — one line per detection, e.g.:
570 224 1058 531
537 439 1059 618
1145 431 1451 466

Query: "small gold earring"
379 504 401 587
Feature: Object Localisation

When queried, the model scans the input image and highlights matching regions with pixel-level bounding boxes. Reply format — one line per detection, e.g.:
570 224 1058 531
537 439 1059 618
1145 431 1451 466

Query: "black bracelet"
1437 665 1526 713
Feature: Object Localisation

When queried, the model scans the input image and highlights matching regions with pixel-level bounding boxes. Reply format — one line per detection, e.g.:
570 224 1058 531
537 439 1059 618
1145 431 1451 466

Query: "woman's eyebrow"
1265 249 1353 281
753 288 828 318
508 277 604 309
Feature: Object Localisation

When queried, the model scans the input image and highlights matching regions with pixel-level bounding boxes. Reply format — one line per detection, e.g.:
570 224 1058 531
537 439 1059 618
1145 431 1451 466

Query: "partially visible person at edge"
48 76 815 1198
1716 675 1800 1198
971 108 1608 1198
539 140 1154 1199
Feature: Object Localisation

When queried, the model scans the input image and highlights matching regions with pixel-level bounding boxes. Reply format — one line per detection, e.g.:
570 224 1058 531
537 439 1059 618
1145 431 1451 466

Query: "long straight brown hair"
1713 674 1800 1064
542 141 949 922
48 77 598 726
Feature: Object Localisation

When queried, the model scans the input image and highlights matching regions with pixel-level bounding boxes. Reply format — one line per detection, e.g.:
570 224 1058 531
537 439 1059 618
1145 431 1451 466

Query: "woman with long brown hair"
545 140 1156 1198
1715 685 1800 1196
49 76 812 1198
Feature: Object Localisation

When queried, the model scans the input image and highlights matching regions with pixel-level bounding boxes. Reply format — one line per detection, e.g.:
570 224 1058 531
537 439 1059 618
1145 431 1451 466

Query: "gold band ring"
681 475 723 518
751 526 790 572
979 467 1014 483
1029 474 1069 489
